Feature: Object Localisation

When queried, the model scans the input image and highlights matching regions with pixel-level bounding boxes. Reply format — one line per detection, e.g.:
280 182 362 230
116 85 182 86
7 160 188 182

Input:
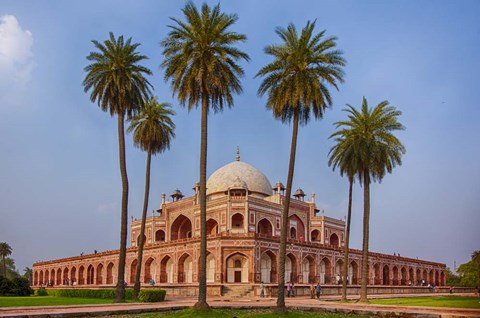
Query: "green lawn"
369 296 480 309
0 296 116 307
101 310 373 318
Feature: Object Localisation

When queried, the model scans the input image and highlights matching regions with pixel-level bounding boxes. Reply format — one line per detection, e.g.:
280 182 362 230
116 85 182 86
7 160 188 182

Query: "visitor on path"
310 284 315 299
150 278 155 286
260 281 265 298
287 282 292 297
316 283 322 299
336 274 341 285
291 282 295 297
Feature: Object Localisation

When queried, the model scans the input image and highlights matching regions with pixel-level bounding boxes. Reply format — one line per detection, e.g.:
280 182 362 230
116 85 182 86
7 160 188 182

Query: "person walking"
315 283 322 299
287 282 292 297
310 284 315 299
260 281 265 298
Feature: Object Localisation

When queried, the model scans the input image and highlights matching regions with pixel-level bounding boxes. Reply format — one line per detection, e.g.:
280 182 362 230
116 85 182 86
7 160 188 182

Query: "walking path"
1 293 479 318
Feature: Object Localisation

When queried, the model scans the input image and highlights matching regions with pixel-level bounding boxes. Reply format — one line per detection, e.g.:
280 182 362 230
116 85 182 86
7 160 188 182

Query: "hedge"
138 289 166 302
34 288 134 299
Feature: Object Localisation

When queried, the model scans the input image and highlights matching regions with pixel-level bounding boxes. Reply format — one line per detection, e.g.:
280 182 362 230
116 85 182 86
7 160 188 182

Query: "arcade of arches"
32 157 446 288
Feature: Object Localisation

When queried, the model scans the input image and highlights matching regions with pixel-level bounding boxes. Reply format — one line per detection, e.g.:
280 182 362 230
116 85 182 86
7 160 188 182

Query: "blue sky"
1 0 479 274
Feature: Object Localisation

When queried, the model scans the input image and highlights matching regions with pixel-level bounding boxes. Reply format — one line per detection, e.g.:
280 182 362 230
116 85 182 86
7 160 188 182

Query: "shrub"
138 289 166 302
11 277 33 296
36 288 48 296
0 276 15 296
44 288 134 299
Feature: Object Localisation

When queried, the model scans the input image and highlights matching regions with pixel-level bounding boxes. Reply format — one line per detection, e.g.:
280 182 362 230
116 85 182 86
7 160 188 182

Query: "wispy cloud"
0 15 34 95
96 202 117 215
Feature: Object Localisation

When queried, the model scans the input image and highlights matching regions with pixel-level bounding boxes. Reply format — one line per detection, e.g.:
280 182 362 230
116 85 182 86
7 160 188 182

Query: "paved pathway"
1 293 479 317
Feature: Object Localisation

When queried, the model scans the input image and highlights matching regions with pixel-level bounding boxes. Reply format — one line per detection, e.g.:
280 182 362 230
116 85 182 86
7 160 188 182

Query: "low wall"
257 285 476 297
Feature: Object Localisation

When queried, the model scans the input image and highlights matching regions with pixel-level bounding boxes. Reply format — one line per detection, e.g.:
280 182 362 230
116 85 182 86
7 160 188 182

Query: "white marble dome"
206 160 273 196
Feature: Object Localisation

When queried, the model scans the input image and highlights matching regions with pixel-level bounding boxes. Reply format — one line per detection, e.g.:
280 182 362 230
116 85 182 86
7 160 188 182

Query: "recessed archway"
231 213 244 231
78 266 85 285
257 218 273 237
392 266 399 285
285 253 297 283
206 218 219 236
106 263 114 284
129 259 137 284
383 265 390 285
96 263 104 285
144 257 155 283
160 256 173 283
302 255 315 283
87 265 94 285
348 261 359 285
260 251 277 283
319 257 332 284
374 263 381 285
311 229 320 242
155 229 165 242
226 252 249 283
56 268 62 285
178 253 193 283
330 233 339 247
170 215 192 240
288 214 305 241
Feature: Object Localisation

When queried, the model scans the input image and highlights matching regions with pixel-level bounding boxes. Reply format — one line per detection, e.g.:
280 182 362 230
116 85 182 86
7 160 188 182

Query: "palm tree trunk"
276 110 299 313
133 148 152 300
194 94 210 311
115 112 129 303
341 178 353 301
359 170 370 302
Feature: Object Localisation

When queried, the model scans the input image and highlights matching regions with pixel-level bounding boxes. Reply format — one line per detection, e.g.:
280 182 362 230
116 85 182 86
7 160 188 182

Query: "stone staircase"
221 284 254 298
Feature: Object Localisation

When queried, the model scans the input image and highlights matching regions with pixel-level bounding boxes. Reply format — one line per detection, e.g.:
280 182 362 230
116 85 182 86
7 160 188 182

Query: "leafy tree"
23 267 33 284
161 1 249 310
457 250 480 287
0 242 12 278
128 97 176 300
83 32 152 302
445 267 461 286
331 98 405 302
256 21 345 312
328 135 357 301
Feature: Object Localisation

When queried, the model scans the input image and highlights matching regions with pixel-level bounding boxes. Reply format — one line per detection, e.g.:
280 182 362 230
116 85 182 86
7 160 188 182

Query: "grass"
0 296 117 307
100 309 374 318
369 296 480 309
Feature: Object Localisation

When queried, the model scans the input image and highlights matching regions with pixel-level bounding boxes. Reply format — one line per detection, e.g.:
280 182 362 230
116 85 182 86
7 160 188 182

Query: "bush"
36 288 48 296
138 289 166 302
11 277 33 296
44 288 134 299
0 276 15 296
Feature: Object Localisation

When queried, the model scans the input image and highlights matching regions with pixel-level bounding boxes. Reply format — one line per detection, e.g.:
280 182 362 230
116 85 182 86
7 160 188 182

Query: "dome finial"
236 146 240 161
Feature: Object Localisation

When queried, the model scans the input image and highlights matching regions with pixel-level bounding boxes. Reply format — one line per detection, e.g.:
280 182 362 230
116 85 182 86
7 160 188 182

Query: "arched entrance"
302 255 315 283
207 253 215 283
392 266 399 285
257 218 273 237
87 265 94 285
106 263 114 284
39 271 44 285
311 229 320 242
206 219 219 236
288 214 305 241
56 268 62 285
231 213 244 231
144 257 155 283
129 259 137 284
96 263 104 285
285 253 297 283
401 267 407 285
383 265 390 285
160 256 173 283
319 257 332 284
330 233 339 247
335 259 344 284
373 264 381 285
155 230 165 242
70 267 76 285
348 261 358 284
408 267 414 285
226 253 249 283
78 266 85 285
34 271 38 286
178 254 192 283
170 215 192 240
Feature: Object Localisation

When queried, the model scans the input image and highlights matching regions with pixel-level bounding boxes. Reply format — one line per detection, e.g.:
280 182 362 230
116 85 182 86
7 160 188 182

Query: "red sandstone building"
32 152 446 291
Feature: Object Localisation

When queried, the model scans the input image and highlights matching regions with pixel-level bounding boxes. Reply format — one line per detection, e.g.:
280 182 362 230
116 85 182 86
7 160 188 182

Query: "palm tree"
256 21 345 312
83 32 152 302
0 242 12 278
332 97 405 302
328 133 358 301
161 2 249 310
128 97 175 300
23 267 33 283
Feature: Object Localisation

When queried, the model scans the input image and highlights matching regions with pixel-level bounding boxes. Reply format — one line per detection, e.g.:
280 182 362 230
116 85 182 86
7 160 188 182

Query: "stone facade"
32 156 446 288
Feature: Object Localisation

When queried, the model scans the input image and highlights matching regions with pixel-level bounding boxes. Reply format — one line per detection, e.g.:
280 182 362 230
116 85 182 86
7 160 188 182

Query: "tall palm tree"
83 32 152 302
23 267 33 283
0 242 12 278
328 134 358 301
161 1 249 310
128 97 175 300
332 97 405 302
256 21 345 312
